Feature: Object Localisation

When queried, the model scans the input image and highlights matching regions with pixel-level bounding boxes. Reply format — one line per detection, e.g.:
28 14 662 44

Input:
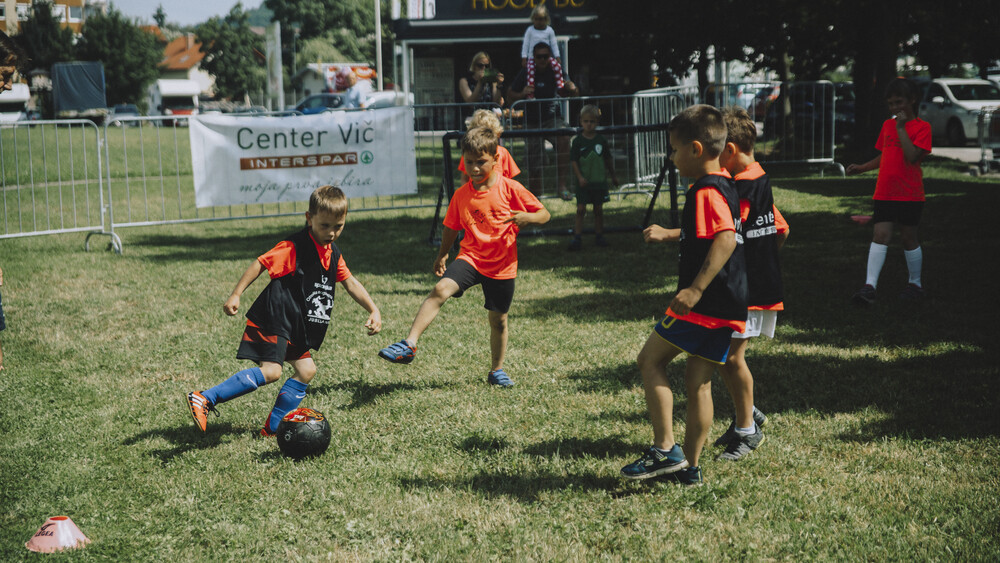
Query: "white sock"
866 243 888 288
904 247 923 287
735 425 755 436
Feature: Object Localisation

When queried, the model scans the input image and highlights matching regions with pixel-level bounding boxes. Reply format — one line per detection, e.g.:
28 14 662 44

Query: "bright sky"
114 0 260 27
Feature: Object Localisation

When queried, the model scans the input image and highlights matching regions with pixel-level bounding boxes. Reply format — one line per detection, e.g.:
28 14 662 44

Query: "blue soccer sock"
201 367 266 406
265 378 309 432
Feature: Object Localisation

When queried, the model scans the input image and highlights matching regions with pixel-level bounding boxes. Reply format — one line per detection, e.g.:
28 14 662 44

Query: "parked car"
108 103 141 126
294 93 346 114
917 78 1000 146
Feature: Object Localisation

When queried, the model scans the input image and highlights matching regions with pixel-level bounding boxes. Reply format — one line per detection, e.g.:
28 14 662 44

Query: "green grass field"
1 157 998 560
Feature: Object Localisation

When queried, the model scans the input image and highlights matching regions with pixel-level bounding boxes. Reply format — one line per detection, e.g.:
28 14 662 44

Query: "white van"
0 83 30 123
919 78 1000 146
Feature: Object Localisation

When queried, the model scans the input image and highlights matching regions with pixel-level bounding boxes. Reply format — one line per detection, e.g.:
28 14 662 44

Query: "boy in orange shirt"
847 78 932 304
625 105 747 485
378 127 550 387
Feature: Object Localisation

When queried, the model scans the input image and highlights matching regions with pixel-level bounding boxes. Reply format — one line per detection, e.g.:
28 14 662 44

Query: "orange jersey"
874 118 932 201
693 184 736 239
258 234 351 282
443 176 544 279
458 146 521 179
666 173 747 333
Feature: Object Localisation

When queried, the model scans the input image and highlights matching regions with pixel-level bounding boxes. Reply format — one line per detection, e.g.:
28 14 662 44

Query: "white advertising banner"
190 108 417 208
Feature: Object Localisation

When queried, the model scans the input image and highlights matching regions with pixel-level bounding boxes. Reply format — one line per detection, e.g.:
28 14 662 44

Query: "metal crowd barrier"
506 91 685 200
1 94 685 253
0 119 110 246
750 80 845 176
977 106 1000 175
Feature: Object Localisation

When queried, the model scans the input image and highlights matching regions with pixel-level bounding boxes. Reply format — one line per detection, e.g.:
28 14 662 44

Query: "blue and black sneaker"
378 339 416 364
620 445 688 480
714 407 768 447
487 368 514 387
668 466 703 486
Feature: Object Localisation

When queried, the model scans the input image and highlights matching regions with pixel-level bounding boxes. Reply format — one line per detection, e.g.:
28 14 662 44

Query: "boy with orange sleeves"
187 186 382 435
626 105 747 485
711 106 789 460
378 126 550 387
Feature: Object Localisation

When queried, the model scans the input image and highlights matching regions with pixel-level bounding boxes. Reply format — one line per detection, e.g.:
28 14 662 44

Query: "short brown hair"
721 106 756 153
669 104 727 158
579 104 601 120
461 126 499 158
309 185 348 217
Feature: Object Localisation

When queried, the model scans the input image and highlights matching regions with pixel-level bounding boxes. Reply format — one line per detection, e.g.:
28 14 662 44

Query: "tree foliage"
76 7 161 109
265 0 375 66
14 1 75 72
195 4 266 100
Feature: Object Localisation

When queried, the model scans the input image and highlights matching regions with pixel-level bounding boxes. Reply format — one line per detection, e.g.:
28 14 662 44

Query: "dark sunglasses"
535 53 551 60
475 62 490 69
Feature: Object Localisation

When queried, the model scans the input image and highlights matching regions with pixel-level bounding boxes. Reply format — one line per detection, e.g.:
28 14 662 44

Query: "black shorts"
443 259 515 314
236 321 311 364
872 200 923 226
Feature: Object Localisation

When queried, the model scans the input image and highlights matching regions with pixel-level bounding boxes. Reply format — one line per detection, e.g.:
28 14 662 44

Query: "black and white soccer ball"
276 408 331 459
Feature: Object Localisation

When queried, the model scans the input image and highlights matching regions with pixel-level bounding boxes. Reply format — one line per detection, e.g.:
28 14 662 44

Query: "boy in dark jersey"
625 105 747 485
377 127 550 387
710 106 789 460
187 185 382 435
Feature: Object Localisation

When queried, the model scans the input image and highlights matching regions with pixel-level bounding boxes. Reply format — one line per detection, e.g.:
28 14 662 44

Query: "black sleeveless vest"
734 167 784 307
678 174 748 321
246 228 340 350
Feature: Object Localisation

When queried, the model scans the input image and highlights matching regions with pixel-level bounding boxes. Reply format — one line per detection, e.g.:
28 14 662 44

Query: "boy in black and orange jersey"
710 106 790 461
625 105 747 485
187 185 381 435
377 127 550 387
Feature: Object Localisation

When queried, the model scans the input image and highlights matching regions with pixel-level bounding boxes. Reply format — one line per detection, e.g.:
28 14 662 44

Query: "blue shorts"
653 316 734 365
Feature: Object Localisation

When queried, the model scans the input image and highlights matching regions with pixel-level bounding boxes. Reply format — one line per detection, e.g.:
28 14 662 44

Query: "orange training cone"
25 516 91 553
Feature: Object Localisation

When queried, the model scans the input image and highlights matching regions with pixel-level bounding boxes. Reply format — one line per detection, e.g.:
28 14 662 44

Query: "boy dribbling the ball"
187 185 382 435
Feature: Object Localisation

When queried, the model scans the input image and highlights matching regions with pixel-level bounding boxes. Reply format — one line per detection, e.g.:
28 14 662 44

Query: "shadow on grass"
310 378 448 410
753 348 999 440
521 436 636 460
123 422 242 464
567 361 640 393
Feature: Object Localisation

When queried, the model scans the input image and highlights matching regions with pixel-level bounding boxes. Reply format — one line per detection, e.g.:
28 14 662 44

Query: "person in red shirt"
625 105 747 485
847 78 932 304
187 186 382 435
378 127 550 387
